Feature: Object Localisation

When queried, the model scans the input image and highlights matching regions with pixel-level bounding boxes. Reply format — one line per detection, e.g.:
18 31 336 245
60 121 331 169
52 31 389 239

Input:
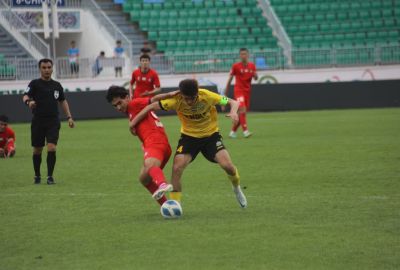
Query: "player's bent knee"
47 144 57 152
33 147 43 155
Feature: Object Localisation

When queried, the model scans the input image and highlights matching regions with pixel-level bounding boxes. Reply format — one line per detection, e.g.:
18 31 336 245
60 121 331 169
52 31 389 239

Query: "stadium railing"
55 57 127 79
1 46 399 80
0 0 50 59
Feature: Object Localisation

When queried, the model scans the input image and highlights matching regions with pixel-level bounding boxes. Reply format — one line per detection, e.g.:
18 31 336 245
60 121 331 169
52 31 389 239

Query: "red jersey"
0 126 15 148
130 68 160 99
127 97 169 147
230 62 257 93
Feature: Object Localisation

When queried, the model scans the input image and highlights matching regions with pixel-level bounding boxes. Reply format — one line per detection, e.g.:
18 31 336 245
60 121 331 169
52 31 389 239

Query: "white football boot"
233 186 248 208
243 130 253 138
152 183 173 200
229 131 237 138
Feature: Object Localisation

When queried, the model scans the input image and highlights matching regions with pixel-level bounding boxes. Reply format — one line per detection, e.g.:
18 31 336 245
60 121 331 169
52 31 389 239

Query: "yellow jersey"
159 89 228 138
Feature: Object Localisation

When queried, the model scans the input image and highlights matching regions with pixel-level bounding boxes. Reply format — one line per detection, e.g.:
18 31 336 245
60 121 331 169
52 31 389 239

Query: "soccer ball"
160 200 183 219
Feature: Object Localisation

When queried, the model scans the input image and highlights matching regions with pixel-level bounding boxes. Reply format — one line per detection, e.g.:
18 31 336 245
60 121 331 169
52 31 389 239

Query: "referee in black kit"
22 58 75 184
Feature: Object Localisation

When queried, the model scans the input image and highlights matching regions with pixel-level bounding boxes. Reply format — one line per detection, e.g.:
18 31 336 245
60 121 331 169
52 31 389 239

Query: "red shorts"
234 91 251 109
142 143 172 169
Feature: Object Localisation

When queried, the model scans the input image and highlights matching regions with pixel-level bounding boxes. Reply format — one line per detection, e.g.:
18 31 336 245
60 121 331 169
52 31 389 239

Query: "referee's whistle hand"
28 101 37 109
68 118 75 128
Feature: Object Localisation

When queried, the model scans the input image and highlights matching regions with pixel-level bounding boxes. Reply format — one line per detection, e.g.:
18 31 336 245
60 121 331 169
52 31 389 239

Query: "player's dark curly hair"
140 54 151 61
0 115 9 123
179 79 198 97
106 86 128 103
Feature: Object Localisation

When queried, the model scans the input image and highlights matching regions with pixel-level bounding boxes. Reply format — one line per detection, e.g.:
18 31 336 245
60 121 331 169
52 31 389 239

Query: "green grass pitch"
1 108 399 270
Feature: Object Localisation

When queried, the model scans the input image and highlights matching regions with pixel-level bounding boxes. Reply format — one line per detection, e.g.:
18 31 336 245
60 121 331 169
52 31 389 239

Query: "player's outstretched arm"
129 83 134 99
142 87 162 97
129 102 161 131
225 98 239 125
150 90 180 103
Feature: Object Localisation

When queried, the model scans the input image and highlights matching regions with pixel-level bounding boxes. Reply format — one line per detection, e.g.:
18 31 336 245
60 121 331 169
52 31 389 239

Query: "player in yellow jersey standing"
129 79 247 208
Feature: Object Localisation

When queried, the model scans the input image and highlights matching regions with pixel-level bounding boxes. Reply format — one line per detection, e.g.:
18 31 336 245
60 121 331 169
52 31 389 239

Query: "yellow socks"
228 167 240 187
169 191 182 202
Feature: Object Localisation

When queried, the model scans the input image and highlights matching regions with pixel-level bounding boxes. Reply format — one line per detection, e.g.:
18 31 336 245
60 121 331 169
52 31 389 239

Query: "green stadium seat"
208 29 218 37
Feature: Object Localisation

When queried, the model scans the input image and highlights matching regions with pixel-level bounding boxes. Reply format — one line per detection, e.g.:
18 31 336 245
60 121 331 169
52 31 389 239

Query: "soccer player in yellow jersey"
129 79 248 208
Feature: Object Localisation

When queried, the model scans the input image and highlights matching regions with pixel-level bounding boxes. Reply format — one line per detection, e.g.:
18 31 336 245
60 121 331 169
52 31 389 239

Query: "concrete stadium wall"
1 81 399 123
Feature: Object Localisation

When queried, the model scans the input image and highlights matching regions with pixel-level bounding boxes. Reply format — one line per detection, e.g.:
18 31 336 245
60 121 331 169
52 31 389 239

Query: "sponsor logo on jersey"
54 90 59 99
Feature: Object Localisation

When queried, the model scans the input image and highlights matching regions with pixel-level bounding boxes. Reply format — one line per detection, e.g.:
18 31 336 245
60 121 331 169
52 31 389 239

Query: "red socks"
231 112 248 132
145 166 168 205
144 181 167 205
148 166 166 186
239 113 248 131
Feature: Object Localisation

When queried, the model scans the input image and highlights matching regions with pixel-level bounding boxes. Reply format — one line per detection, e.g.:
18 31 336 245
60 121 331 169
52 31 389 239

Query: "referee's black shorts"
31 117 61 147
175 132 226 163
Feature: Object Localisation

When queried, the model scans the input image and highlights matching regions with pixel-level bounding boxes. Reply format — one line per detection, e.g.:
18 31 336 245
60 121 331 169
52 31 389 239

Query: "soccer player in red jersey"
0 115 16 158
129 54 161 99
224 48 258 138
106 86 175 206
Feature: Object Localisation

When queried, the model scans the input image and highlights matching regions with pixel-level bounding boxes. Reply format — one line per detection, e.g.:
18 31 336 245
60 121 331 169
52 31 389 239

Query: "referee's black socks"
47 151 56 177
33 154 41 177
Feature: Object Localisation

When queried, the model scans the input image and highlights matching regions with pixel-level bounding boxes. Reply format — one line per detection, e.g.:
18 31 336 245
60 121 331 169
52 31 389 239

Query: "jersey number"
177 146 183 153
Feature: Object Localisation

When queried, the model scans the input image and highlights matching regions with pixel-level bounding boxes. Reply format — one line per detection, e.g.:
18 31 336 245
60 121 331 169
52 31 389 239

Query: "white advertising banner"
1 65 399 95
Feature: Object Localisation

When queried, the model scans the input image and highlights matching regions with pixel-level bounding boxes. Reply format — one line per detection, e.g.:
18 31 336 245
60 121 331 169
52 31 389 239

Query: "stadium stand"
270 0 400 66
120 0 280 72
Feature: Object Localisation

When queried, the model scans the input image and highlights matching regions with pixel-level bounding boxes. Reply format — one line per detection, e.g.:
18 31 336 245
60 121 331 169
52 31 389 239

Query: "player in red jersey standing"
224 48 258 138
129 54 161 99
0 115 16 158
106 86 175 206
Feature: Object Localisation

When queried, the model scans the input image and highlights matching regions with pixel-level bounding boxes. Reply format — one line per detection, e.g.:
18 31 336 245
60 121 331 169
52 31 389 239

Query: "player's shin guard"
47 151 56 177
148 166 167 186
169 191 182 202
33 154 42 177
239 113 248 131
227 167 240 187
144 181 167 205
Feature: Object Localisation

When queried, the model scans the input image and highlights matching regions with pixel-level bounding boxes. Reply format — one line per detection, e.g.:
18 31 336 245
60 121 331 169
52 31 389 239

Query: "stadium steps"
0 25 37 80
95 0 152 55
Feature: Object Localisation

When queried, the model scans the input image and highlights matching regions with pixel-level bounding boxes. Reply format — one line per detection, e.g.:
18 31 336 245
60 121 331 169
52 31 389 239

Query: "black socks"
33 154 42 177
47 151 56 177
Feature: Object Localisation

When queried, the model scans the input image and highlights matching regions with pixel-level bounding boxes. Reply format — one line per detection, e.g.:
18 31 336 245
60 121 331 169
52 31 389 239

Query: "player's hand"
7 148 15 158
226 112 239 125
28 100 36 109
130 126 137 136
68 118 75 128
